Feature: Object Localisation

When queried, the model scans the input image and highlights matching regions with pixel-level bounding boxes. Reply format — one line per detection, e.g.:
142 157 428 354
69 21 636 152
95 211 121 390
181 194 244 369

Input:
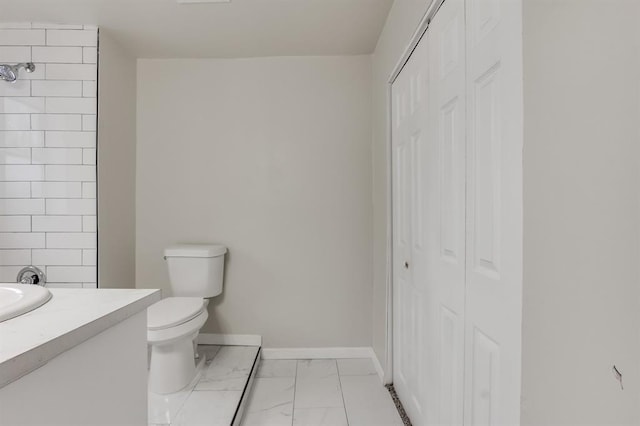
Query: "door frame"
384 0 447 385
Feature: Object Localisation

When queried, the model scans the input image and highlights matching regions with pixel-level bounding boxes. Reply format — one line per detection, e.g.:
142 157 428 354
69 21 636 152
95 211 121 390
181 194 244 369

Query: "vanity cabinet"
0 289 160 426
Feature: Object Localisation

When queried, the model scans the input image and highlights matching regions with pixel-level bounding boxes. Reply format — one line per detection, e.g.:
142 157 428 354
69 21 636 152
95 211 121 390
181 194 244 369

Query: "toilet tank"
164 244 227 298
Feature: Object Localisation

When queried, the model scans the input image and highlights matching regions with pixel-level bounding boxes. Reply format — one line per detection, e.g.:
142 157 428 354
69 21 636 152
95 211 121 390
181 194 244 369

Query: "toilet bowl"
146 244 227 395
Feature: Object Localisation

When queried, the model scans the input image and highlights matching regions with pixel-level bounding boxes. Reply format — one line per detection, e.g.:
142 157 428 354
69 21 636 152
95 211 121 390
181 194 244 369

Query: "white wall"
522 0 640 423
371 0 433 372
0 24 97 288
97 29 136 289
136 56 373 348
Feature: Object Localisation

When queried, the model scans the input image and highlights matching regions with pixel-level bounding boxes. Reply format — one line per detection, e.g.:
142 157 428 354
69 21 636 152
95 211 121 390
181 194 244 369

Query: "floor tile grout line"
290 359 298 426
335 359 351 426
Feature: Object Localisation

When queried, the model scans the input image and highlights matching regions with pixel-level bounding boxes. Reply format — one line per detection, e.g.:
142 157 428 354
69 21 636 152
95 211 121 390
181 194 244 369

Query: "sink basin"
0 284 52 323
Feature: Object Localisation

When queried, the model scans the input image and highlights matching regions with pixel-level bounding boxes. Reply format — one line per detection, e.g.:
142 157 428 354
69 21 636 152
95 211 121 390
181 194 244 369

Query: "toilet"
146 244 227 394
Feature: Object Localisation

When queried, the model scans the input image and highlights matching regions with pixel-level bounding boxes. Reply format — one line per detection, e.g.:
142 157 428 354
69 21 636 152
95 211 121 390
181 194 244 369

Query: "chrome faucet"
17 266 46 286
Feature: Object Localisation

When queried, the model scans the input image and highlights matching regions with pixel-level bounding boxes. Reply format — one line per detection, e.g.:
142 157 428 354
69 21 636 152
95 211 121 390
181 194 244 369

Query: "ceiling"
0 0 394 58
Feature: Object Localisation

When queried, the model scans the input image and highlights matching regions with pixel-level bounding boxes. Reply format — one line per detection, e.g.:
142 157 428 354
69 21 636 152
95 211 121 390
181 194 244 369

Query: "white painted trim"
370 347 386 384
198 333 262 346
384 82 394 386
261 347 373 360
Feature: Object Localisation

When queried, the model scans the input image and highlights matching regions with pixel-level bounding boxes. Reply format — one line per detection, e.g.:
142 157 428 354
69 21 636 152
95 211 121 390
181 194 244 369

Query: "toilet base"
148 336 197 394
147 300 209 395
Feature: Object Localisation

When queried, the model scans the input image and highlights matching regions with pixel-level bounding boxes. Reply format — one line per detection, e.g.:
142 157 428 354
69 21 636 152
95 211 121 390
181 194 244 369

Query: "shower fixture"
0 63 36 83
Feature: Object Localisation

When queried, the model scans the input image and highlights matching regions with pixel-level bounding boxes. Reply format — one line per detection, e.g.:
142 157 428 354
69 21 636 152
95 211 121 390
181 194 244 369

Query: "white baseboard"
369 348 385 383
198 333 262 346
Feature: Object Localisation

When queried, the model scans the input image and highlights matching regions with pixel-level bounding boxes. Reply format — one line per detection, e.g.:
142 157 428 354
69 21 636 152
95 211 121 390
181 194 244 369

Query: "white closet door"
391 26 429 425
426 0 467 423
393 0 523 423
464 0 523 424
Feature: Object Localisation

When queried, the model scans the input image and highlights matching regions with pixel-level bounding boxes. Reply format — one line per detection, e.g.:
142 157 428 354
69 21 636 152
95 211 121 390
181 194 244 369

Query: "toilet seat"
147 308 208 345
147 297 205 331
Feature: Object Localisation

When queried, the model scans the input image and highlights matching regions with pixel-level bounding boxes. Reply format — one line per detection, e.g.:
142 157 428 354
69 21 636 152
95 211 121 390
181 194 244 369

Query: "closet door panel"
392 34 430 425
464 0 523 424
428 0 467 423
392 72 411 408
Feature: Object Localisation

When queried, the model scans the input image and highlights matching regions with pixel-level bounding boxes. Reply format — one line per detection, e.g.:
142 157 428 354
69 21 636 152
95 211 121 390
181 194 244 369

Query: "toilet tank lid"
164 244 227 258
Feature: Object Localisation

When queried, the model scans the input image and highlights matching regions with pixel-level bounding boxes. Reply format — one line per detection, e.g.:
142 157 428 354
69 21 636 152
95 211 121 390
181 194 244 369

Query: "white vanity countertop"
0 288 161 388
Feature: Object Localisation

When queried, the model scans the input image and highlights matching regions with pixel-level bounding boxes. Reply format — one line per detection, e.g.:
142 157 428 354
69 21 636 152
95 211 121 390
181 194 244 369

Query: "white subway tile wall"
0 23 97 288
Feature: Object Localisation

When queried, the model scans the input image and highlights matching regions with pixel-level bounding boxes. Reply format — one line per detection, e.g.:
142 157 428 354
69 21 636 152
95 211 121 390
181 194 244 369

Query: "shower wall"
0 24 97 288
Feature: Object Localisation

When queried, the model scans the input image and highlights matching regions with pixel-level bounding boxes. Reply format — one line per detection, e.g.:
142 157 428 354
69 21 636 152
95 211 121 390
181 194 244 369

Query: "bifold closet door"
393 0 523 424
463 0 523 424
391 0 466 423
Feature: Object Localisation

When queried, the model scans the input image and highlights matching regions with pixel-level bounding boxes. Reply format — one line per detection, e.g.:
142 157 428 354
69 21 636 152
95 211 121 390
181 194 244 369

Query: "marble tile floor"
149 349 404 426
241 358 404 426
149 345 260 426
